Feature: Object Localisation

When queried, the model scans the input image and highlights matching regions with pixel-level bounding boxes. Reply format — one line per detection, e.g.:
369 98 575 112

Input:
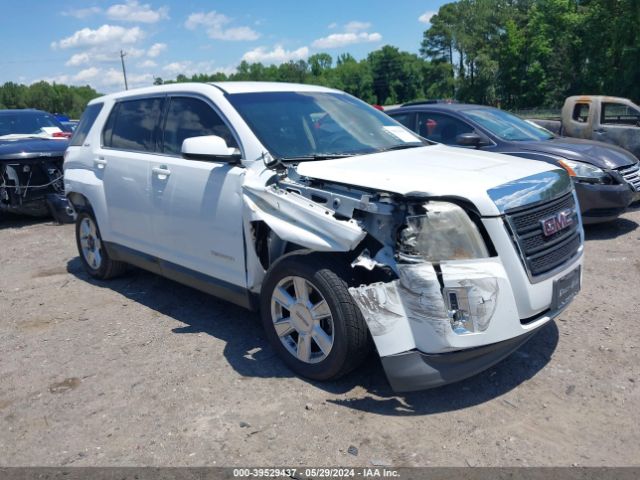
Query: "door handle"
152 166 171 179
94 157 107 169
594 128 607 134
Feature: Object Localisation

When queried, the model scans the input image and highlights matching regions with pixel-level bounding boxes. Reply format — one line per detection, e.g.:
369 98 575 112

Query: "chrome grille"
505 192 582 278
617 163 640 191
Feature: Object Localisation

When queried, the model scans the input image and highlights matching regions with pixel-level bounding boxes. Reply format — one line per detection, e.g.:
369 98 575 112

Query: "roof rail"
402 99 458 107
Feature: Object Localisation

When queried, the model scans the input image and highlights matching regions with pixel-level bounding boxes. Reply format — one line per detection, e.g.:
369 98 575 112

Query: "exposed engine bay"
0 156 69 220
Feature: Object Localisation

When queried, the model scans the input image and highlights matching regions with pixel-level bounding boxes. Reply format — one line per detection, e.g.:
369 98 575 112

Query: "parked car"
0 110 72 221
0 109 71 140
529 96 640 159
387 103 640 224
64 82 583 392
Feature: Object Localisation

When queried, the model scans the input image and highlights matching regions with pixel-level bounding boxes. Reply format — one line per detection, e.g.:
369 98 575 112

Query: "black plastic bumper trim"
381 324 545 392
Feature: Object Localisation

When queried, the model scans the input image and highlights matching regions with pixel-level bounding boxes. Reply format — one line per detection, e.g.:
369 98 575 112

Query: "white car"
64 82 584 391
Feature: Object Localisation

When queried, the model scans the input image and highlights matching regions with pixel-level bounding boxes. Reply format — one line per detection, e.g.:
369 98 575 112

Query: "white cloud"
327 22 338 29
419 11 437 24
241 45 309 64
185 11 259 41
138 59 157 68
102 68 153 88
52 25 145 49
74 67 100 82
344 21 371 32
312 32 381 49
162 61 192 75
106 1 169 23
147 42 166 57
62 7 101 19
157 59 236 80
65 53 90 66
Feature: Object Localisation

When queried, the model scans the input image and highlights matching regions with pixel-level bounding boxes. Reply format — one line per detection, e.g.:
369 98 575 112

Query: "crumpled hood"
0 137 68 160
295 144 559 216
517 137 637 169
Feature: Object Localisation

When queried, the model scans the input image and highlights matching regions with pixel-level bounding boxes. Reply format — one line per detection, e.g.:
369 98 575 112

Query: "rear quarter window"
70 103 103 146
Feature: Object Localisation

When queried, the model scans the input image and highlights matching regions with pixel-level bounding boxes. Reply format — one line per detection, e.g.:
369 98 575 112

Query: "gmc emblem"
541 209 574 237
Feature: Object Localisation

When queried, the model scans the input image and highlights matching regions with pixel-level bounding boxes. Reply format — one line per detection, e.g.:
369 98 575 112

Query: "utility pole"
120 50 128 90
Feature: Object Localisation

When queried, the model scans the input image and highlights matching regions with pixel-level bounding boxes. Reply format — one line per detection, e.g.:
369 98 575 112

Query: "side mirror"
456 132 485 149
181 135 242 163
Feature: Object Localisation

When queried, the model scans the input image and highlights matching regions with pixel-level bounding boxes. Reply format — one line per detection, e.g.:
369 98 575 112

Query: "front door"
150 95 247 288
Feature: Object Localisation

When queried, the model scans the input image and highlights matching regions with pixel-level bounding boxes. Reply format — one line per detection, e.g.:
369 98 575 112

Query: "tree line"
0 81 100 118
159 0 639 109
2 0 638 116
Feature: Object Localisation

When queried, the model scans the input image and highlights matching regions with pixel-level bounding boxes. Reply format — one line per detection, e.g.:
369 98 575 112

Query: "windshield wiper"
278 153 355 162
377 143 425 153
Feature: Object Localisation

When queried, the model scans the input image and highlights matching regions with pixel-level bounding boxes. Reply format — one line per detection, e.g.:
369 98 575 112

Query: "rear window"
572 103 590 123
102 97 164 152
69 103 103 146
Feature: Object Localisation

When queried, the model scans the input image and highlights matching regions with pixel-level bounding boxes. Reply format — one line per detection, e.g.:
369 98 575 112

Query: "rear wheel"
75 211 127 279
260 254 370 381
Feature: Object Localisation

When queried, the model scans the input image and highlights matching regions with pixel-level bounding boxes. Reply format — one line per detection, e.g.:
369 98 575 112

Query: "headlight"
559 159 610 183
399 201 489 261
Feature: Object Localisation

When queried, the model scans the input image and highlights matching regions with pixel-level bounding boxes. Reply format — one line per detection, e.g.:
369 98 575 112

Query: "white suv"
64 82 583 391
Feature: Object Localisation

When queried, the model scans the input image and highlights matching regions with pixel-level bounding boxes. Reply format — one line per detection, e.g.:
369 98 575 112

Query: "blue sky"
0 0 447 92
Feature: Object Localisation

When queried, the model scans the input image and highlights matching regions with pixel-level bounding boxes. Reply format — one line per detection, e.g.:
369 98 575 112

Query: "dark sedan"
0 109 72 222
387 103 640 224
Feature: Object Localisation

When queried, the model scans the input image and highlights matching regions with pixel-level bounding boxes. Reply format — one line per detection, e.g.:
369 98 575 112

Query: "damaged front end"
243 165 528 391
0 148 72 222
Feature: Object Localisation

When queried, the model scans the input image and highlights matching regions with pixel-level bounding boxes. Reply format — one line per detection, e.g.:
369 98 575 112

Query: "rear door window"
416 112 474 144
161 97 238 156
103 97 164 152
70 103 103 146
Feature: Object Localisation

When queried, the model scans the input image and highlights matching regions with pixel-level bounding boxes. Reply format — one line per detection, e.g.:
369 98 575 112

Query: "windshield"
464 108 554 141
0 112 64 138
227 91 425 160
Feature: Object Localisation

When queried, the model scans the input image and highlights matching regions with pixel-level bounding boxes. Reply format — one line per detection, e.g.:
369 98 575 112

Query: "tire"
75 211 127 280
260 252 370 381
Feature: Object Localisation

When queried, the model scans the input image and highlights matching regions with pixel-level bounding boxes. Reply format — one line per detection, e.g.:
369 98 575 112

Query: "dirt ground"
1 207 639 467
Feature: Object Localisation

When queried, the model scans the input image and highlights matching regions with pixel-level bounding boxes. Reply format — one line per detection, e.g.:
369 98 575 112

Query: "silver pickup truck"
533 96 640 160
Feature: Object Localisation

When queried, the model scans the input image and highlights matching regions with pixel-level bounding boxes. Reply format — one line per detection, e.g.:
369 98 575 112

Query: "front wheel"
260 254 370 381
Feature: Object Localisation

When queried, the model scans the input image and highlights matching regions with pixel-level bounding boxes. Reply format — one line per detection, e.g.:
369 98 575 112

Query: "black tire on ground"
75 211 127 280
260 252 371 381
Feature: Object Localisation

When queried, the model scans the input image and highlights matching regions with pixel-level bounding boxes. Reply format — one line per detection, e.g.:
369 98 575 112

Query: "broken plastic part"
243 183 365 252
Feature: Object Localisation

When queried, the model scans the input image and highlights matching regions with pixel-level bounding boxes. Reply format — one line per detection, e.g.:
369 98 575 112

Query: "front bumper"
574 181 634 224
381 320 546 392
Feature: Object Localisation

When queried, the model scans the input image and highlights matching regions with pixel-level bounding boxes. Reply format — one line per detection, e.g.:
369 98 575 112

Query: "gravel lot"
1 207 639 467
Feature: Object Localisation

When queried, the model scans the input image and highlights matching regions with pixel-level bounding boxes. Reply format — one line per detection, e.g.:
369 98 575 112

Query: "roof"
212 81 338 94
90 81 339 104
387 103 496 113
0 109 46 115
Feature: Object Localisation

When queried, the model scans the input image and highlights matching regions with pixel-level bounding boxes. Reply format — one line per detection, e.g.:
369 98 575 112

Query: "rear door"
98 96 164 253
150 95 247 288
